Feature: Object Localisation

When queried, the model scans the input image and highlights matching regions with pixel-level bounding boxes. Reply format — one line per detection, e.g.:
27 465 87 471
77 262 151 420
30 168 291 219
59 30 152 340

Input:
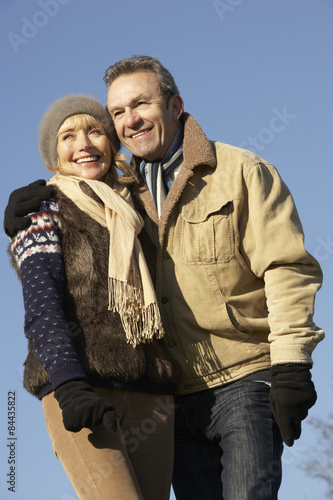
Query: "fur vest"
18 184 179 396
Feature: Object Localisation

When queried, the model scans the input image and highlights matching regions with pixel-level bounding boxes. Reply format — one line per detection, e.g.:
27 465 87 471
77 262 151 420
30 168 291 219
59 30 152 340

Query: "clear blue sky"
1 1 332 499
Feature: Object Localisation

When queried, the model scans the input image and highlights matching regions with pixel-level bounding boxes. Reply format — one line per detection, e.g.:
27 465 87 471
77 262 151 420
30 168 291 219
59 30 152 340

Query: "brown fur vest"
20 184 179 395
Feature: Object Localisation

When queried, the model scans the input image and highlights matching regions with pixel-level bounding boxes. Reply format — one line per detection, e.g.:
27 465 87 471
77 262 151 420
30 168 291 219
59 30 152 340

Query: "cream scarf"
48 173 164 347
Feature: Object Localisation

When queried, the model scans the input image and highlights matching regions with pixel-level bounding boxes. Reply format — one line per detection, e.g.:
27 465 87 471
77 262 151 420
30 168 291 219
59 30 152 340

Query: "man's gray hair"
103 55 180 103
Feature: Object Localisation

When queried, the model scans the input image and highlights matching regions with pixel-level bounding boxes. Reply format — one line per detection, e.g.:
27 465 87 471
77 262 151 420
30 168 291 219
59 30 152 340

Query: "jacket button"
161 297 168 304
167 341 176 348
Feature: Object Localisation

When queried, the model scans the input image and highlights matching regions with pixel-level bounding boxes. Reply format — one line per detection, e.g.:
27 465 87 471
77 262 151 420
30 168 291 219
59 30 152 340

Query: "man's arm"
241 160 324 446
241 160 324 362
4 179 54 237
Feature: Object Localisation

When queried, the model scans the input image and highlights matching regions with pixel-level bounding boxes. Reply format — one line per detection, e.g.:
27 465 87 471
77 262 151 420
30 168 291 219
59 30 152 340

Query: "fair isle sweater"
11 199 171 399
11 200 87 398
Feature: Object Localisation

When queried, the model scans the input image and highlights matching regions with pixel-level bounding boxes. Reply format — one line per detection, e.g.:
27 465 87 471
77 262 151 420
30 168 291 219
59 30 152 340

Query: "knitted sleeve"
10 199 87 390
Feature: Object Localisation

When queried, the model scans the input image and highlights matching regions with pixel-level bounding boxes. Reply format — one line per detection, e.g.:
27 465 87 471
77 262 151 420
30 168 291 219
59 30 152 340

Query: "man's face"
107 71 183 162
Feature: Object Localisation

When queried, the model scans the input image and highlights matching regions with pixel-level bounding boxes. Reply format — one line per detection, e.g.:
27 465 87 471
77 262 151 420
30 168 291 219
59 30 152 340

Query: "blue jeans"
172 379 283 500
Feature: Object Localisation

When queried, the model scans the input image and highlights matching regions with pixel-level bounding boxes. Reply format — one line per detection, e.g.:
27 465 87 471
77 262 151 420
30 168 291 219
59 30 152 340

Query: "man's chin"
133 147 159 162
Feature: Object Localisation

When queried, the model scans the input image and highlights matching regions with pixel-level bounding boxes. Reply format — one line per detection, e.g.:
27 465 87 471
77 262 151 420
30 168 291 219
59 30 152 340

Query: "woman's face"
56 115 112 180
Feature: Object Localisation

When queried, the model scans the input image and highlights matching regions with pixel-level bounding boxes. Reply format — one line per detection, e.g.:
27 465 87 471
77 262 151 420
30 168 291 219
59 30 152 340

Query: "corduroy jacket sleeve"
240 160 324 365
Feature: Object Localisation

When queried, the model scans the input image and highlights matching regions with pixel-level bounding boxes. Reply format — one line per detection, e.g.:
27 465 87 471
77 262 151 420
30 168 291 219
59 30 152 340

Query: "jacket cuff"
270 345 313 366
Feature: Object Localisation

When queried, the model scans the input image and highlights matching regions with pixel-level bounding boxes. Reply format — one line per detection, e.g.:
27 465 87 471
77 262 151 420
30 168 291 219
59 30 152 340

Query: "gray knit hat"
39 94 120 168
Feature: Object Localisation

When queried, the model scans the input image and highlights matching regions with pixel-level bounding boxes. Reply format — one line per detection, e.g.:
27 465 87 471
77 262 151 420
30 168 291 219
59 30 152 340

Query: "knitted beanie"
39 94 120 168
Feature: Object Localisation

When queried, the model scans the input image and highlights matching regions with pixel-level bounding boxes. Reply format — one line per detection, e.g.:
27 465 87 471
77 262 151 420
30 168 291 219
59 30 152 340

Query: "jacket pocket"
181 197 234 264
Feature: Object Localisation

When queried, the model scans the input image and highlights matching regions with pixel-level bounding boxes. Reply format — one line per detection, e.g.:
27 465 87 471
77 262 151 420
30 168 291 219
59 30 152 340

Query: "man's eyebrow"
109 94 151 113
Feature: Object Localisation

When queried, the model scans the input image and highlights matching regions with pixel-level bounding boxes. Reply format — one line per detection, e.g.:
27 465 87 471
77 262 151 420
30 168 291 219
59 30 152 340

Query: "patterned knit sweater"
10 198 176 399
11 200 87 398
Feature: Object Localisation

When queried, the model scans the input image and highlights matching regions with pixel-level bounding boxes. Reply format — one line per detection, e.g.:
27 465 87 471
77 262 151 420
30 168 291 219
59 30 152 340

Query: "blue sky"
0 0 332 498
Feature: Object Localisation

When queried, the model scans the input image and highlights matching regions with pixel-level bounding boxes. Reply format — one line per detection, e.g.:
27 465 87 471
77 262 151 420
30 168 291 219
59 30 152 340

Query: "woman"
9 95 178 500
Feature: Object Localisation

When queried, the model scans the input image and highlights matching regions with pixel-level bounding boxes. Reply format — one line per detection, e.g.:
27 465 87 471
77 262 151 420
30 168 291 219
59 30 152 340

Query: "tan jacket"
132 113 324 395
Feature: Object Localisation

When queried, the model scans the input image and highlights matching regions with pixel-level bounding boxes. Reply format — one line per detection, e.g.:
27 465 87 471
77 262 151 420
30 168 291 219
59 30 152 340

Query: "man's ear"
171 95 184 122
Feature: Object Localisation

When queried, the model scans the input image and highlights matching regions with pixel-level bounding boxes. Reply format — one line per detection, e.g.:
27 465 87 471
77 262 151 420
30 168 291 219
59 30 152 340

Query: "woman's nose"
77 132 93 149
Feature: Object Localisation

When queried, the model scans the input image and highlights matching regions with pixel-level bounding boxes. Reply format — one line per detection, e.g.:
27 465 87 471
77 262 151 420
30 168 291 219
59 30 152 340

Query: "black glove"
270 364 317 447
3 179 54 237
54 380 117 433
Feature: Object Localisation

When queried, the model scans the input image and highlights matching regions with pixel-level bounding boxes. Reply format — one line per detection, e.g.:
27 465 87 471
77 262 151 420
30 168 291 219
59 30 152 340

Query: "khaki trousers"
42 387 174 500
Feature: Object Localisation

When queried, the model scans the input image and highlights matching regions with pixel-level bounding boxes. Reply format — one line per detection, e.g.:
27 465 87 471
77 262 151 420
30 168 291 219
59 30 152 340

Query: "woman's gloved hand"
54 380 117 433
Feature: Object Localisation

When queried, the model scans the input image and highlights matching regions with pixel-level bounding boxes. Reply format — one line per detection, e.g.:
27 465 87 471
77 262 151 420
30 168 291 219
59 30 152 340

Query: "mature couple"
5 56 324 499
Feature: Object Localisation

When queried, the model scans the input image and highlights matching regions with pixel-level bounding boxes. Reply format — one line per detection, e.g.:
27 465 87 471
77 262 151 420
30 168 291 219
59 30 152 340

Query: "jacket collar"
131 113 216 242
181 112 216 171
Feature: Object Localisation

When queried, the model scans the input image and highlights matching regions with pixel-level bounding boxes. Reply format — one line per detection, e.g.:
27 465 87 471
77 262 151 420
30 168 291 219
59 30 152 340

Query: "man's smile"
130 129 152 139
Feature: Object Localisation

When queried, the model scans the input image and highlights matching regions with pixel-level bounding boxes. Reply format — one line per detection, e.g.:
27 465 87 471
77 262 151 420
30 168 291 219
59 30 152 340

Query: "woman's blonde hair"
51 113 137 183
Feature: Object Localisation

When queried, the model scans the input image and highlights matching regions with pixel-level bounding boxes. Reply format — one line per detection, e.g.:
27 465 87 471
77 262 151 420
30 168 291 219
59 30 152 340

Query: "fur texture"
18 184 179 395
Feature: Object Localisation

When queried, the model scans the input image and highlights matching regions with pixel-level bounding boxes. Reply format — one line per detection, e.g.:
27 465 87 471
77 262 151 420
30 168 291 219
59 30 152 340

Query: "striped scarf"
140 124 184 216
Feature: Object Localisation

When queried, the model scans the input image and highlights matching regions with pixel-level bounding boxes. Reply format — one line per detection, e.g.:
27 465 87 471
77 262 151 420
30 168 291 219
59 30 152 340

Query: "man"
4 56 324 500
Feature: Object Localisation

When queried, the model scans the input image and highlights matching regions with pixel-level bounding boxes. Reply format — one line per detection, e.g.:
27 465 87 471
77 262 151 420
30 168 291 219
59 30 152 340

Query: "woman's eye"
89 128 103 135
62 133 73 141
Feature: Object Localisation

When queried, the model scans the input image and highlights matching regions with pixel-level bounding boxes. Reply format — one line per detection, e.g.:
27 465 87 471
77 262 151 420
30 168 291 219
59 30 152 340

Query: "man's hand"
54 380 117 433
270 364 317 446
3 179 54 237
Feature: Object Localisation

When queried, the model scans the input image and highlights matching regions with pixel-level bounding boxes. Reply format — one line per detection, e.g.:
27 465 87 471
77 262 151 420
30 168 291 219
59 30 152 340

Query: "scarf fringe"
49 175 164 349
108 277 164 347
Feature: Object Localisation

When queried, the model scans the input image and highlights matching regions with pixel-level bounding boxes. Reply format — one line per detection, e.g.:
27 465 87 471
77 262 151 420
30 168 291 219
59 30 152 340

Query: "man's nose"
124 107 141 127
